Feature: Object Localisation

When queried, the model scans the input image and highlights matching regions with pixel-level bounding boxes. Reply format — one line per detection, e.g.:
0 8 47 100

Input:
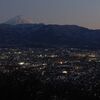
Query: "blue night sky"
0 0 100 29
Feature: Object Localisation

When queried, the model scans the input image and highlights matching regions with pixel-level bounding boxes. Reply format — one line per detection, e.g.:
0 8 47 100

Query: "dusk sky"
0 0 100 29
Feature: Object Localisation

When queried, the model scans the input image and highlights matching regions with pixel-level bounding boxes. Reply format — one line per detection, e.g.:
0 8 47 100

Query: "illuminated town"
0 48 100 99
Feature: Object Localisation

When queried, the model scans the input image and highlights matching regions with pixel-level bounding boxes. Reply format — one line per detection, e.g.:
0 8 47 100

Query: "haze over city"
0 0 100 29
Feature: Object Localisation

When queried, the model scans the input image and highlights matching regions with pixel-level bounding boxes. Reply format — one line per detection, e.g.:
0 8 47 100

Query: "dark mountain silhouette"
0 23 100 48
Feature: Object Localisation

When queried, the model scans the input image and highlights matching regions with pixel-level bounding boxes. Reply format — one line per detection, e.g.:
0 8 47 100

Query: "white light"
51 55 57 58
59 61 63 64
18 62 25 65
42 63 47 66
62 71 68 74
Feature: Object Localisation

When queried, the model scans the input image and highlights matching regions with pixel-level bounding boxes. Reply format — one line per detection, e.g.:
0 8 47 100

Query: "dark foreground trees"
0 71 99 100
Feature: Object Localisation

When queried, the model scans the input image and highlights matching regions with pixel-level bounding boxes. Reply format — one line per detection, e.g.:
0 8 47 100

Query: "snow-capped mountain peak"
4 15 33 25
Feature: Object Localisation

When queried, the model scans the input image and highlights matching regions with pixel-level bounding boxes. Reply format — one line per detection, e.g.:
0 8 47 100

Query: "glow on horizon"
0 0 100 29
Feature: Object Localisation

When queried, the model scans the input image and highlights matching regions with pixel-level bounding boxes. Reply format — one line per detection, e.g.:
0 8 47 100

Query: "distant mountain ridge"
0 23 100 49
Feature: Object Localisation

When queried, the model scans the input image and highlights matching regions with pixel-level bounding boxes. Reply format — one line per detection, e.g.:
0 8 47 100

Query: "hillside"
0 24 100 48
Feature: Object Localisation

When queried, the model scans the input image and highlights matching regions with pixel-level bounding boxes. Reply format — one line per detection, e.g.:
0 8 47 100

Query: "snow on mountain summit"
4 15 34 25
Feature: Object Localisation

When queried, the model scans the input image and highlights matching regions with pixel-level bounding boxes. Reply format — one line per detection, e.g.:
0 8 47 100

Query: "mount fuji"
4 15 34 25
